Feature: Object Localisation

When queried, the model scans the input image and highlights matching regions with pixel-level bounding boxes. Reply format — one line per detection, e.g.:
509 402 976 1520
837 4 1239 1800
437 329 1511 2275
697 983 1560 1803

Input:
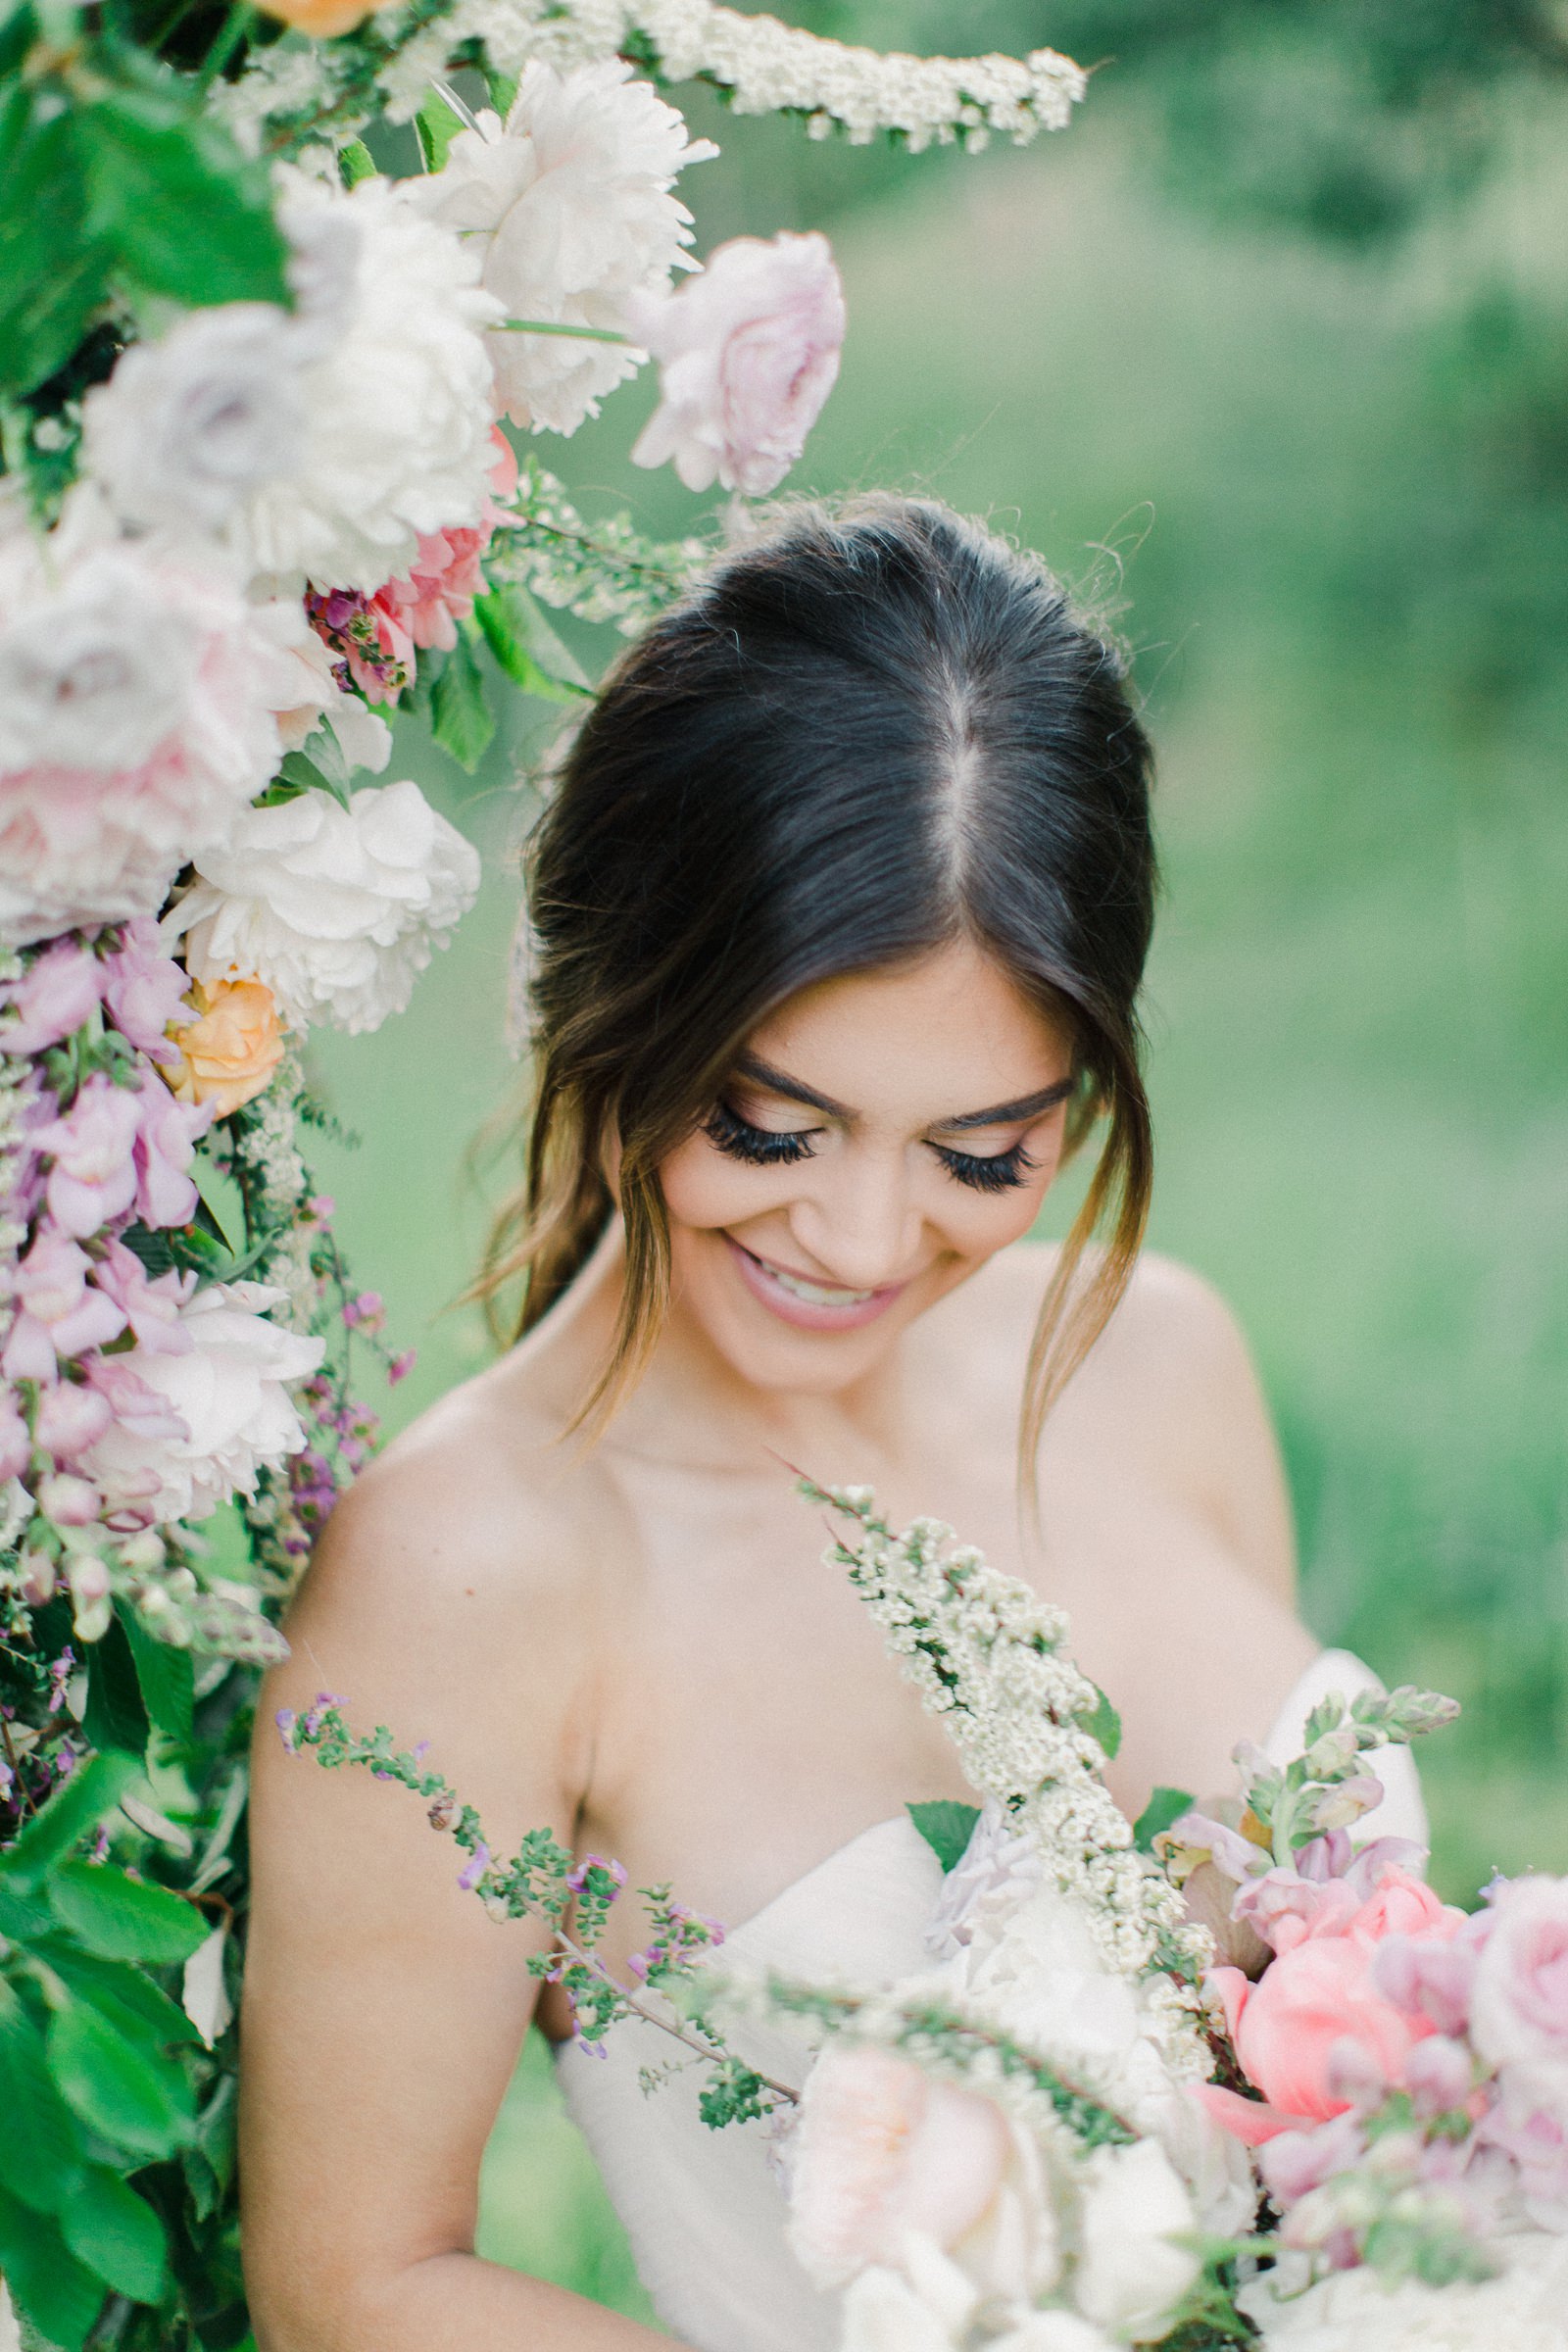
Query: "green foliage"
474 580 593 703
429 627 499 771
1077 1685 1123 1762
1133 1787 1196 1854
906 1796 981 1872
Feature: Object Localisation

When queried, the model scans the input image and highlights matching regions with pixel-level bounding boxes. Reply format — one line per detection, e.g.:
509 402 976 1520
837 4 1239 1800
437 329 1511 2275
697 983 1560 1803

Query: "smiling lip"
725 1236 907 1333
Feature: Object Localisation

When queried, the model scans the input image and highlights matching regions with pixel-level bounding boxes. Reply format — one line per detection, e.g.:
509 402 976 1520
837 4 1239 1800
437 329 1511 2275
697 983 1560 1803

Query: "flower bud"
19 1547 56 1605
37 1472 100 1528
427 1794 458 1833
117 1529 165 1574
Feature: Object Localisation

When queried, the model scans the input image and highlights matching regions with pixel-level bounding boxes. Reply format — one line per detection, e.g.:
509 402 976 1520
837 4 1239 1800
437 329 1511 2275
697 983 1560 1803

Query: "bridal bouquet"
287 1482 1568 2352
0 4 1092 2344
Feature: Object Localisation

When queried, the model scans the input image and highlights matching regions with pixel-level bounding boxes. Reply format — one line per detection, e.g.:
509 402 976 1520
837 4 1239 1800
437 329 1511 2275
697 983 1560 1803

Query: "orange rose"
166 979 286 1118
254 0 398 38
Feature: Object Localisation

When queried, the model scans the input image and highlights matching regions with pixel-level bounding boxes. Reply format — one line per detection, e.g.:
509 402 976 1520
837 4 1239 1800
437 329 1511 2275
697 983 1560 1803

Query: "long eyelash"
703 1100 818 1168
932 1141 1037 1195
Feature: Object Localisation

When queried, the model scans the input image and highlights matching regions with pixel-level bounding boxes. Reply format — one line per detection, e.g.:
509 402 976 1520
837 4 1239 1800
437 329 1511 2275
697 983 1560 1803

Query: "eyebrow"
732 1054 1075 1132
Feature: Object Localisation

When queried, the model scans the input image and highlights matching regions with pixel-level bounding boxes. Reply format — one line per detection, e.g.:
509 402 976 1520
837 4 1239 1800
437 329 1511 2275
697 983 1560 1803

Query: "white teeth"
766 1262 875 1308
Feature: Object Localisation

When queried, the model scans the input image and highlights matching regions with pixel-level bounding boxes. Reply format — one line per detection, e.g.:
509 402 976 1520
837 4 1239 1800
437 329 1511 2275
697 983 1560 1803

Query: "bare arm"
240 1420 677 2352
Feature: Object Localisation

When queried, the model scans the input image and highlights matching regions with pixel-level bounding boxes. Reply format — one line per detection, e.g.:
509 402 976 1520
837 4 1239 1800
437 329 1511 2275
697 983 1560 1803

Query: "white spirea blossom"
234 170 502 591
1238 2230 1568 2350
164 780 481 1034
81 303 312 538
374 0 1085 150
406 61 715 436
815 1489 1212 2078
80 1280 324 1526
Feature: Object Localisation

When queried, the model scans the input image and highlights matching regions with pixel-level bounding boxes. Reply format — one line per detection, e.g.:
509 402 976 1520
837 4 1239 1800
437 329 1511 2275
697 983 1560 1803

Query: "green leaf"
428 631 496 771
0 1990 86 2212
196 2071 239 2198
474 581 591 701
484 69 518 117
61 2167 169 2304
124 1609 196 1744
43 1942 203 2054
415 89 465 173
339 137 377 187
82 1609 153 1757
270 748 351 809
1078 1686 1122 1762
0 1749 140 1895
47 2000 197 2161
0 92 111 400
906 1798 982 1873
0 2180 105 2350
49 1860 208 1966
1133 1786 1196 1853
80 93 289 313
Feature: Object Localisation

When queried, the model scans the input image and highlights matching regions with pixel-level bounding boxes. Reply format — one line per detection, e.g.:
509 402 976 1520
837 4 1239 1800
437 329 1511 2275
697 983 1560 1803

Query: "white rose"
1073 2140 1200 2344
993 2317 1112 2352
164 780 480 1033
1238 2228 1568 2349
81 303 311 538
407 60 716 437
841 2265 957 2352
961 1885 1144 2076
235 172 502 592
80 1281 323 1525
925 1798 1043 1964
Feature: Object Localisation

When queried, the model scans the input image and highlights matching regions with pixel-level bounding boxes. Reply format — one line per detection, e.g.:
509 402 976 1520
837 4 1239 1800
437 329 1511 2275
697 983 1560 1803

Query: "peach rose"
166 978 285 1117
788 2044 1014 2288
255 0 397 36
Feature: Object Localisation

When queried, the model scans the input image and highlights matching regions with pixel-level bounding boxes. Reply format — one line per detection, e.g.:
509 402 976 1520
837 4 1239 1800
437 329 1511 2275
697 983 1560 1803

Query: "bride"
241 496 1419 2350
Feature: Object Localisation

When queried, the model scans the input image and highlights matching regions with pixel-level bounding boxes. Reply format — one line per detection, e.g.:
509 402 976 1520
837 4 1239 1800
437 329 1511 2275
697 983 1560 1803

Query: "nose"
787 1147 924 1292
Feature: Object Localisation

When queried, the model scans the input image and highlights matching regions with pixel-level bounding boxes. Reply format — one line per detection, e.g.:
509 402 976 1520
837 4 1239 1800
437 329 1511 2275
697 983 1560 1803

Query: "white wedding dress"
555 1649 1428 2351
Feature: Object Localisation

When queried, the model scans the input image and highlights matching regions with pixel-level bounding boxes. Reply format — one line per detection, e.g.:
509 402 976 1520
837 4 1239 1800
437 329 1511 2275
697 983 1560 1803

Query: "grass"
299 95 1568 2311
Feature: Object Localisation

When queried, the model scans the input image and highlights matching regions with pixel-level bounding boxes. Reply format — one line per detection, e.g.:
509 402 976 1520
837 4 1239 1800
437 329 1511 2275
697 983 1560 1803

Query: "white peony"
235 171 502 591
992 2318 1113 2352
79 1280 323 1526
81 303 312 538
1238 2228 1568 2349
164 780 480 1033
841 2265 958 2352
1072 2139 1201 2343
406 60 715 436
0 497 294 947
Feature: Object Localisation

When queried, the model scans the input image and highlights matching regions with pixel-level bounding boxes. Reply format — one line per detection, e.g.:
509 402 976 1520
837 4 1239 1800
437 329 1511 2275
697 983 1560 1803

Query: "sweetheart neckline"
722 1814 920 1945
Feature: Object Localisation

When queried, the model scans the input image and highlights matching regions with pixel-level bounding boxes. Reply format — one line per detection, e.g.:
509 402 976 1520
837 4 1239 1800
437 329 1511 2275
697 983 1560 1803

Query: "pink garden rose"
32 1076 142 1240
1200 1866 1466 2145
788 2043 1015 2288
131 1083 211 1228
0 939 102 1054
628 230 846 498
1469 1876 1568 2071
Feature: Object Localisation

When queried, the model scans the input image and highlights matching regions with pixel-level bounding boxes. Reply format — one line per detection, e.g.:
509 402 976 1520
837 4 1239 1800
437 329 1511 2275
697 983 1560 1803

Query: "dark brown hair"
478 495 1157 1479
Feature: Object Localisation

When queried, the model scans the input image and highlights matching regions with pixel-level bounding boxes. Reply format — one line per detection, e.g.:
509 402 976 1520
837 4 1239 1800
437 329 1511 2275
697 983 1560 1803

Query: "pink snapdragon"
92 1239 197 1354
0 938 103 1053
0 1390 29 1481
101 918 190 1063
131 1082 211 1228
304 585 415 705
33 1074 142 1238
34 1377 114 1461
2 1226 126 1378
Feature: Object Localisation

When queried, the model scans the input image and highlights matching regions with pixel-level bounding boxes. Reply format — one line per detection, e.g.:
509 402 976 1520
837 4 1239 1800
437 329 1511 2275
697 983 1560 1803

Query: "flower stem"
495 318 632 343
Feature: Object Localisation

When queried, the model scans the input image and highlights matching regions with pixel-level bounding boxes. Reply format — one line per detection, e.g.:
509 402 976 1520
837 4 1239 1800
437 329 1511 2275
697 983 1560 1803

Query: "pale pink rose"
629 231 846 498
1477 2060 1568 2228
101 919 190 1064
84 1353 190 1447
0 1390 30 1481
1401 2034 1474 2118
788 2043 1012 2288
0 521 292 948
1 1226 127 1378
34 1377 114 1461
0 939 103 1054
1372 1933 1478 2037
1470 1877 1568 2071
131 1083 212 1230
33 1075 143 1239
92 1238 197 1353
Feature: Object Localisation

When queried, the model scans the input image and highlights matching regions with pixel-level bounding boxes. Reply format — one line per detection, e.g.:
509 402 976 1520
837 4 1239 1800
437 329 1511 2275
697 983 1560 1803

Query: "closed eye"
704 1099 820 1167
929 1139 1037 1194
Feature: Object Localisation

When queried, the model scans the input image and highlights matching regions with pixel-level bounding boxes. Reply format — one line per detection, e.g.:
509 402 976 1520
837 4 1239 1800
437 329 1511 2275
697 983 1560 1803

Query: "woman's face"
659 938 1077 1398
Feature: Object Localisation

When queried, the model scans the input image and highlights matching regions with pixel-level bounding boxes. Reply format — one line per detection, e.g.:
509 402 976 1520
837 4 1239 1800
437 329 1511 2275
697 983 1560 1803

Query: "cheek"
659 1133 764 1234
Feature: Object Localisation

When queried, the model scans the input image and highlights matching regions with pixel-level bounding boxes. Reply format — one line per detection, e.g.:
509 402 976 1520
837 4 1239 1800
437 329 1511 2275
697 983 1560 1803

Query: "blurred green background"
304 2 1568 2314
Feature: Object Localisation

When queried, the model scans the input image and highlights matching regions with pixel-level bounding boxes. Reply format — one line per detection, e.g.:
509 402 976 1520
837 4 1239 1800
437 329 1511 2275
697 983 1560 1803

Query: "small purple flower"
388 1349 416 1386
275 1707 299 1751
414 1740 430 1763
46 1647 75 1714
458 1841 492 1892
567 1854 628 1896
